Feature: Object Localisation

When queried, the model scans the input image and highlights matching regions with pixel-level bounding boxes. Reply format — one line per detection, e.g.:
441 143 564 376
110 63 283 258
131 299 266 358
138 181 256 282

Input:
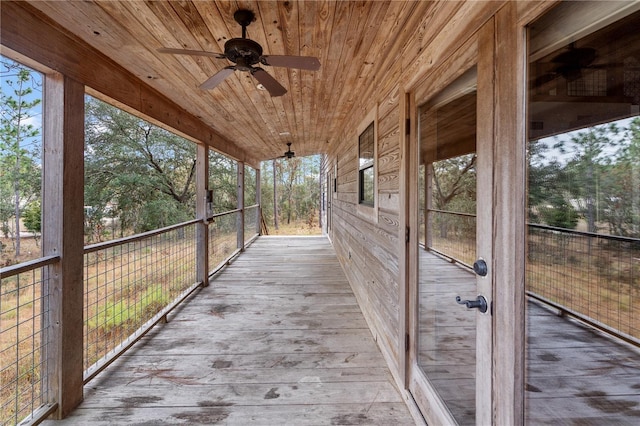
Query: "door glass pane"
418 71 477 425
527 5 640 424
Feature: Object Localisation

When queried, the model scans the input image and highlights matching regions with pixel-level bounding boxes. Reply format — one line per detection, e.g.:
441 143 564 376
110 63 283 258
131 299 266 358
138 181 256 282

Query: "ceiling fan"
281 142 295 159
533 44 599 87
267 143 295 160
158 9 320 97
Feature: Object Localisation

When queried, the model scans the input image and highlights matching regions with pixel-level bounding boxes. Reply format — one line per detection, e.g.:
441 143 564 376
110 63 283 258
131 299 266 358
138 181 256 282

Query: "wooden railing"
0 205 260 425
426 208 476 267
527 224 640 346
1 256 60 425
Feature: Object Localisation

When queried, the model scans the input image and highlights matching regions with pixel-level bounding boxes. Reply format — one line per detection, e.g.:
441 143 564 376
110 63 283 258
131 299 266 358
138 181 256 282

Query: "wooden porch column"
42 73 85 418
237 162 245 250
256 167 262 235
196 144 209 287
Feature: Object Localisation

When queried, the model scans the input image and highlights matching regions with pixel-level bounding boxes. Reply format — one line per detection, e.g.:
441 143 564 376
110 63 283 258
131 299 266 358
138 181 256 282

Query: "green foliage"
529 118 639 237
88 284 169 333
539 195 579 229
244 165 257 206
260 156 320 229
22 201 41 234
432 154 476 213
0 58 42 254
138 198 192 232
84 97 196 237
208 151 237 214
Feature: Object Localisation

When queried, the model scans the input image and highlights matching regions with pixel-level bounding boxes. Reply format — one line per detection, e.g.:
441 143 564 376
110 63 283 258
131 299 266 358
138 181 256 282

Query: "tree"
244 165 257 206
539 194 579 229
432 154 476 213
430 154 476 239
84 97 196 237
624 117 640 237
559 123 619 233
22 200 41 246
528 119 640 238
601 117 640 237
208 151 237 214
527 138 571 223
278 157 301 225
259 155 320 232
0 58 42 257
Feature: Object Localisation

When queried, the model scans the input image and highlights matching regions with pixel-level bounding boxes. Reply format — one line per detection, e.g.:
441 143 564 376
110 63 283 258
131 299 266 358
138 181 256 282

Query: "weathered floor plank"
43 236 415 425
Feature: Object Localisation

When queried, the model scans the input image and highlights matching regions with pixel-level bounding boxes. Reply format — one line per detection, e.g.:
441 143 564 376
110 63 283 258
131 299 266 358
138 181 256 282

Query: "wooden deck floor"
43 236 415 425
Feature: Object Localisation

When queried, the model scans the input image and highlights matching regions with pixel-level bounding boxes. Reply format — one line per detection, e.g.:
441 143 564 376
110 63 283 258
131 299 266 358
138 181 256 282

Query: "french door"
407 26 494 425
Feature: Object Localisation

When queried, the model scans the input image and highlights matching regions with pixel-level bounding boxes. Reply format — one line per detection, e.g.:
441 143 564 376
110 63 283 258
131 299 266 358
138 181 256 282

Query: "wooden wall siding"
327 77 404 375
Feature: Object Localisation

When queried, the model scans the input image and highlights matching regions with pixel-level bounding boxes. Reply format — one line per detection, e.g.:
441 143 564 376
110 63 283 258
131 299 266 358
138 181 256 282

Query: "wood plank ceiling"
24 1 425 163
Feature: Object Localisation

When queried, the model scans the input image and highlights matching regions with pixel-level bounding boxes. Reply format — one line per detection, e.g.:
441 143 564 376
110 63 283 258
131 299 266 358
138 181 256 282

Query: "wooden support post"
42 73 85 419
273 160 279 231
256 167 262 236
196 144 209 287
237 162 245 250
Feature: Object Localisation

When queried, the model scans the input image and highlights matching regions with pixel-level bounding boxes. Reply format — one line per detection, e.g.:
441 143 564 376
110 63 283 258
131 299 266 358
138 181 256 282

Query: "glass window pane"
361 166 374 206
359 122 374 168
527 5 640 424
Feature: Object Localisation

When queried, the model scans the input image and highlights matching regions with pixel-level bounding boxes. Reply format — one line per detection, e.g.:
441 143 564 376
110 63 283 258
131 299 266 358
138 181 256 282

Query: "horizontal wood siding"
328 82 403 376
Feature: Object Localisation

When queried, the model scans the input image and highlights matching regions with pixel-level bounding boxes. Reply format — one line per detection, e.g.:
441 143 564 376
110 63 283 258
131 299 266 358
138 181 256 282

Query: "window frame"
356 107 378 222
358 122 375 206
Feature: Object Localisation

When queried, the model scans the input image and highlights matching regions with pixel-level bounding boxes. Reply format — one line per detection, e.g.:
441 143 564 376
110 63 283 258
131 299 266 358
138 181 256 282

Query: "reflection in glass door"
415 68 479 425
526 4 640 424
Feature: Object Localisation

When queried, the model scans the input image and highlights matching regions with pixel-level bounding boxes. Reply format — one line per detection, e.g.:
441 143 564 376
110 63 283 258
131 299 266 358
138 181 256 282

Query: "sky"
534 116 637 166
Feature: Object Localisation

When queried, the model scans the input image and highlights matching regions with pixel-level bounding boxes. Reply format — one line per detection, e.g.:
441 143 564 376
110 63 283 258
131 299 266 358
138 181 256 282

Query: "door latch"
473 258 488 276
455 295 488 313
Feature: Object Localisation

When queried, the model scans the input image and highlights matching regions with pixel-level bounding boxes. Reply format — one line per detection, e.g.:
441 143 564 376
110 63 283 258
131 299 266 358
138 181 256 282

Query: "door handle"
455 295 488 313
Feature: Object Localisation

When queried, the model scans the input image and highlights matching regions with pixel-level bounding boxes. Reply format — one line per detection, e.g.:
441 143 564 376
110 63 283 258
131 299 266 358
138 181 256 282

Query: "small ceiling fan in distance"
158 9 320 97
266 143 295 161
281 142 295 159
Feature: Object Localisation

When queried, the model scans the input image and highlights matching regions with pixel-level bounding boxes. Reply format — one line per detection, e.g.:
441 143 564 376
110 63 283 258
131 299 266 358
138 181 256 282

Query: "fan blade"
262 55 321 71
200 67 235 90
158 48 225 59
252 68 287 97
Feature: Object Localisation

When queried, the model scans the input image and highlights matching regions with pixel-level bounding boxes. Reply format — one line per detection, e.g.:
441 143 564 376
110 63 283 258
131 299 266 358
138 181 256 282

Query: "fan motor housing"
224 38 262 70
